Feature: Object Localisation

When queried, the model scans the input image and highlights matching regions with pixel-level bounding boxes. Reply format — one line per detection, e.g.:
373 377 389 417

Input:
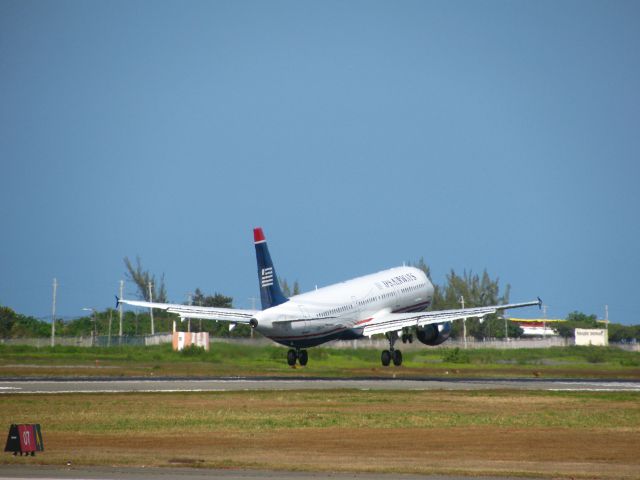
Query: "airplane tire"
299 350 308 366
393 349 403 366
381 350 391 367
287 349 297 366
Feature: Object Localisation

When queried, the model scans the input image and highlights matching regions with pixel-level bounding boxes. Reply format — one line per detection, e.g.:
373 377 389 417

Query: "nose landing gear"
287 348 309 366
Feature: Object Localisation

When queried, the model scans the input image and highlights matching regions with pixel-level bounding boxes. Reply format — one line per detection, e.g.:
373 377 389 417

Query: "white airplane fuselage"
116 227 539 367
252 266 434 348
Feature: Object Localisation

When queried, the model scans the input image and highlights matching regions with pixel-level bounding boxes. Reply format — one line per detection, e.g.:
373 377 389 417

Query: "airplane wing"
362 299 541 337
116 298 258 324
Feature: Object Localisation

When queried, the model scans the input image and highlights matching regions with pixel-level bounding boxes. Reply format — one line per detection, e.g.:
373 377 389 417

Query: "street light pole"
460 296 467 349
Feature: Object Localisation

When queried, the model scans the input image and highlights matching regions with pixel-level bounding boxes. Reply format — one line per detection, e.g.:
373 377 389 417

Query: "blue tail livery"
254 227 289 309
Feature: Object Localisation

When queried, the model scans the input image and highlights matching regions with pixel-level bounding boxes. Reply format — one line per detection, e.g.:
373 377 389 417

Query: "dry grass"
2 390 640 478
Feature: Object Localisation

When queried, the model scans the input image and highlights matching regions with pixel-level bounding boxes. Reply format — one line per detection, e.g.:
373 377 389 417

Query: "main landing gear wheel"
381 350 391 366
287 349 297 366
298 349 308 366
381 332 402 367
393 349 403 366
287 348 309 366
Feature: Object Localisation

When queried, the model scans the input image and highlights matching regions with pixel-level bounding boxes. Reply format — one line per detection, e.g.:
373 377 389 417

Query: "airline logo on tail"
253 227 289 309
261 267 274 287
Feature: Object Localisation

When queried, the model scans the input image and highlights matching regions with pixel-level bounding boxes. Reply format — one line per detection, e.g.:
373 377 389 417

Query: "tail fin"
254 227 288 309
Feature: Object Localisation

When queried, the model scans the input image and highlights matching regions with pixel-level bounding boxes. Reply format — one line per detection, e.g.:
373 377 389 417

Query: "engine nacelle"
416 322 451 346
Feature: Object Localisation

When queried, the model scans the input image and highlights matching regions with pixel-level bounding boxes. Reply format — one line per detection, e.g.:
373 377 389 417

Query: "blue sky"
1 1 639 324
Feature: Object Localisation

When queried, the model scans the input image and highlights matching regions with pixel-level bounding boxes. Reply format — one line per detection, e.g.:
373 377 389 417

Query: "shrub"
179 344 207 357
442 347 470 364
585 348 605 364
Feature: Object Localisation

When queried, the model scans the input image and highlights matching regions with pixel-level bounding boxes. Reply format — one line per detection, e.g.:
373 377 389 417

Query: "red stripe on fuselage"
355 317 373 326
268 300 431 342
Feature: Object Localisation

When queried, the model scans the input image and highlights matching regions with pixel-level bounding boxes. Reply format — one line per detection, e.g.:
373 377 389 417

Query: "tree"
123 256 167 303
556 311 599 339
0 306 50 338
186 289 249 337
191 288 233 308
279 278 301 297
410 260 512 339
280 279 291 297
608 323 640 342
0 306 16 337
440 269 510 339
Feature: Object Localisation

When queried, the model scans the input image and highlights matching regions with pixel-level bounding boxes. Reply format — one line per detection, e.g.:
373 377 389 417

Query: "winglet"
115 295 121 309
537 297 543 309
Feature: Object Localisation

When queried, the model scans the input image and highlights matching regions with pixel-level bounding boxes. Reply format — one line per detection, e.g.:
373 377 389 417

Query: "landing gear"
381 350 391 366
298 349 308 366
287 349 297 366
381 332 402 367
287 348 309 367
401 333 413 344
393 349 402 366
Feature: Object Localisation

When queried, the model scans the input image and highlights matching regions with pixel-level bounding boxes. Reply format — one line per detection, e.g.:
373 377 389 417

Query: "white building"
574 328 608 346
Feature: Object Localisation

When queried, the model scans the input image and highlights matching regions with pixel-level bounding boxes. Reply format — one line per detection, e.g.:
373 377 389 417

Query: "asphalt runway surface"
0 465 547 480
1 376 639 393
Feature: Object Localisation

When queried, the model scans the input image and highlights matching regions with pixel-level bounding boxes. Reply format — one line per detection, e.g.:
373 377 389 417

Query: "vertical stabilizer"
254 227 288 309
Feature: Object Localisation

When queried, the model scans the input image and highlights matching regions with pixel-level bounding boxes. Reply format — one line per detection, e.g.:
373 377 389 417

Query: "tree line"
1 257 638 341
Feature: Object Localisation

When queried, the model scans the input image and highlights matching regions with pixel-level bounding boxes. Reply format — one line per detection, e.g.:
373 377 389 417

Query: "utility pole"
604 304 609 346
93 309 97 346
119 280 124 338
51 278 57 347
108 309 112 347
504 314 509 341
187 292 193 333
460 295 467 349
148 281 155 335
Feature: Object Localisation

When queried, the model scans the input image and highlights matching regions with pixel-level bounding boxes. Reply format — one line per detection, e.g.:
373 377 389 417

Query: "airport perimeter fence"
0 333 172 348
1 334 638 351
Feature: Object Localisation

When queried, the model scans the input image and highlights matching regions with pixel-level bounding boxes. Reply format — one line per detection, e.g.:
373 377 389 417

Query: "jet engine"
416 322 451 346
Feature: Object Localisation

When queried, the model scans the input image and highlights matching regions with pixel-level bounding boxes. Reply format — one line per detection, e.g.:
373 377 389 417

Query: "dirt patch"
2 391 639 479
25 427 640 478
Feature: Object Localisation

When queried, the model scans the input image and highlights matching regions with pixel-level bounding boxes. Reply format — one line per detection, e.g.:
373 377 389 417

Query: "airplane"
117 227 541 366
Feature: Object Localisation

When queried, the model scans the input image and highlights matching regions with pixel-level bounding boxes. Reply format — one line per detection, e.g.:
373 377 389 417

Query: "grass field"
2 344 639 478
2 390 639 478
1 343 639 379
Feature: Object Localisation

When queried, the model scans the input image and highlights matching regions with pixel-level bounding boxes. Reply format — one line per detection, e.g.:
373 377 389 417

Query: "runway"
1 376 639 393
0 465 545 480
